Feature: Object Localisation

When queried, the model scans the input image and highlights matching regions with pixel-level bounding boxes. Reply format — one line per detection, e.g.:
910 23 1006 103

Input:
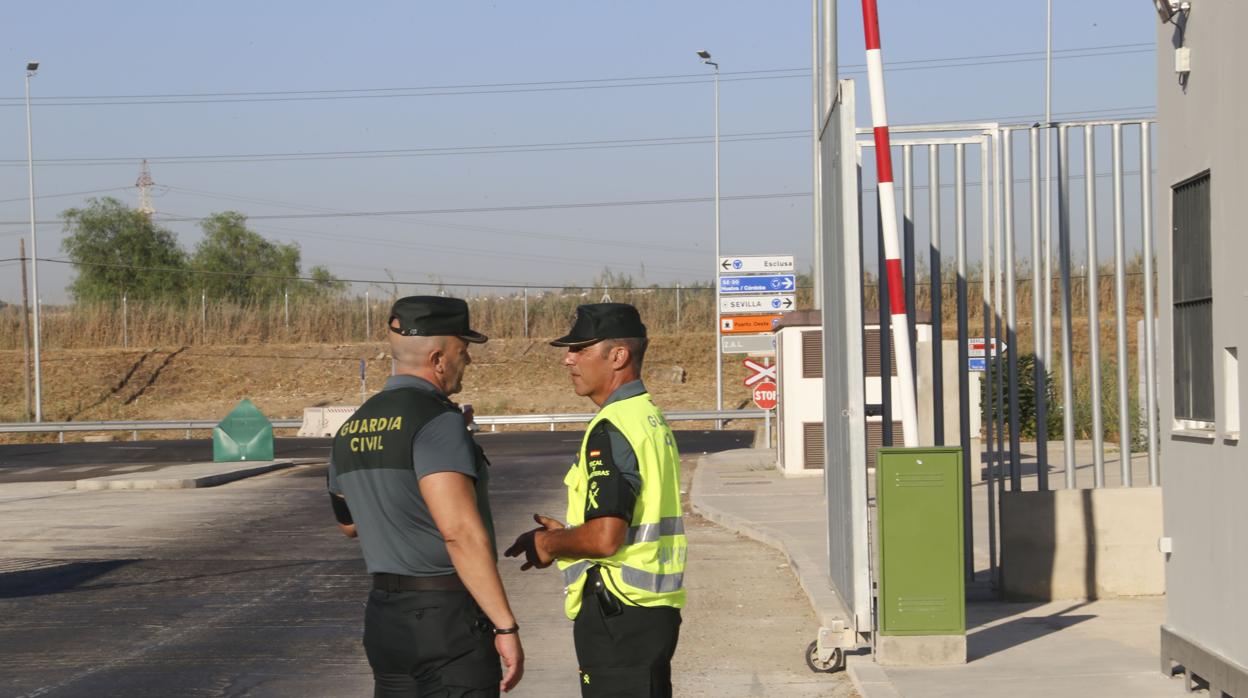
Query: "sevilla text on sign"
718 255 795 274
719 294 796 314
719 314 783 335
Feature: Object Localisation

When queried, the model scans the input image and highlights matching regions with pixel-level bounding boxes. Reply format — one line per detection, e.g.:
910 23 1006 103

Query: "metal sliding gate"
820 79 1162 632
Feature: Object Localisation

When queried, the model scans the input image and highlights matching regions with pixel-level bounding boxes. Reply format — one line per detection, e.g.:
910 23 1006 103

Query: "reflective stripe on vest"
563 561 683 595
625 516 685 545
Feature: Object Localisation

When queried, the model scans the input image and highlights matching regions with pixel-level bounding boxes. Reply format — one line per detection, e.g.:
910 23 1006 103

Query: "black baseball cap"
389 296 488 343
551 303 647 348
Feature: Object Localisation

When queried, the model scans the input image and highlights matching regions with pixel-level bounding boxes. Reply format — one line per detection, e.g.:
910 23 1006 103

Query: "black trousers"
573 570 682 697
363 588 502 698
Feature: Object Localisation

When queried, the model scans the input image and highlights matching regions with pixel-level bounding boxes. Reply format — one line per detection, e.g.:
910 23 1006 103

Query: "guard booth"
776 309 932 476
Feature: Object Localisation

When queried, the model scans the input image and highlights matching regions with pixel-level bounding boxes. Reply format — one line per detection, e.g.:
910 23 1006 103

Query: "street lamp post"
24 60 43 422
697 50 722 425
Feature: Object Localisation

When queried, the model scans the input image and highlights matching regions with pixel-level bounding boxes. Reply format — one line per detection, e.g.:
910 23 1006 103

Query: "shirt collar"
383 374 442 396
601 379 647 408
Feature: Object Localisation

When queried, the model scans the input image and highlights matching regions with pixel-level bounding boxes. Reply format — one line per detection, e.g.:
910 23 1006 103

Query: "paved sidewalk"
690 448 1182 698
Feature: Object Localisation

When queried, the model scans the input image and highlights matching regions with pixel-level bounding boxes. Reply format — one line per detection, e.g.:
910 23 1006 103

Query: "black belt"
372 572 465 592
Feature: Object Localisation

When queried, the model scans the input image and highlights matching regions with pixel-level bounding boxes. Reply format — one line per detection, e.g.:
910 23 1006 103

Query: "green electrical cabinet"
877 446 965 636
213 399 275 463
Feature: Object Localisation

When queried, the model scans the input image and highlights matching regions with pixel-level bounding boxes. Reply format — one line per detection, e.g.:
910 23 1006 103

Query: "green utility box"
212 399 275 462
877 446 965 636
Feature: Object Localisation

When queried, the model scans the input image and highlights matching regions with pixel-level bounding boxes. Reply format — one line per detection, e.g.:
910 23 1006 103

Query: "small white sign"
967 338 1008 358
721 335 777 355
719 255 795 274
719 294 796 314
742 358 777 386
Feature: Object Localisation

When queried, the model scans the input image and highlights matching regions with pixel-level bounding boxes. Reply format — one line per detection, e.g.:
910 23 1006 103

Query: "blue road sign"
967 357 987 372
720 274 797 294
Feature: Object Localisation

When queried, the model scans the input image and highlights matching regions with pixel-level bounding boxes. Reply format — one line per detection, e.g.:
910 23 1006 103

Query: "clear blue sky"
0 1 1156 303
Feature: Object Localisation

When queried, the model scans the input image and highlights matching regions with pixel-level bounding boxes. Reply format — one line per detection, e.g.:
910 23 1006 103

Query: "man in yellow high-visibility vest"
506 303 686 697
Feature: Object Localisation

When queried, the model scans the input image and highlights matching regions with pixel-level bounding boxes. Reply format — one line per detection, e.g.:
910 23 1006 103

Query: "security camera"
1153 0 1190 23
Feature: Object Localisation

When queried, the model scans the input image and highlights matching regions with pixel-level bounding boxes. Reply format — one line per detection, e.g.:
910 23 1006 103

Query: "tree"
190 212 341 303
60 198 188 302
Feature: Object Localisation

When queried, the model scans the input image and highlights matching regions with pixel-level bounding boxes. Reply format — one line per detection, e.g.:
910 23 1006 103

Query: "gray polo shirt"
328 375 494 576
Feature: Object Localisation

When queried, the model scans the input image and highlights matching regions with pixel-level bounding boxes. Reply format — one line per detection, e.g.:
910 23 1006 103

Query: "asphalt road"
1 429 818 698
0 431 752 483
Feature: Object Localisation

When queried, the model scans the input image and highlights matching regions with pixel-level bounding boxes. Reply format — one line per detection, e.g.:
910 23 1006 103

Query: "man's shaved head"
390 331 448 369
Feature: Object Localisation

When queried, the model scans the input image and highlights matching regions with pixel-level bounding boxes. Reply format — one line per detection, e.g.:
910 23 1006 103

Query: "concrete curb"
76 461 295 491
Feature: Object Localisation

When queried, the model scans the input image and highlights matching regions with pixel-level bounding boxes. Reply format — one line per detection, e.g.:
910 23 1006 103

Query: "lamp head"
1152 0 1176 21
696 50 711 60
26 61 39 73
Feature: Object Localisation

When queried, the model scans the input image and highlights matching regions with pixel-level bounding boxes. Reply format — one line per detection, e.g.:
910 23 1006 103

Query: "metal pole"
1029 127 1049 490
1003 131 1021 489
930 144 945 445
1043 0 1054 376
811 0 822 310
1084 125 1105 487
904 146 916 383
365 290 371 341
122 293 129 348
1141 123 1160 486
955 143 973 582
980 137 999 589
878 196 893 445
284 289 289 330
1111 123 1132 487
713 60 723 427
675 283 681 328
19 238 32 422
1058 126 1077 488
523 287 529 338
992 131 1007 506
25 66 43 422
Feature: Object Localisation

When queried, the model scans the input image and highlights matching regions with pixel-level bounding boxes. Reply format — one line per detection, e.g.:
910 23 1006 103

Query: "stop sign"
752 381 778 410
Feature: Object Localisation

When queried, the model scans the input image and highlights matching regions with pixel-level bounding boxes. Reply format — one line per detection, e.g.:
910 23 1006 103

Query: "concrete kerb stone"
75 461 295 491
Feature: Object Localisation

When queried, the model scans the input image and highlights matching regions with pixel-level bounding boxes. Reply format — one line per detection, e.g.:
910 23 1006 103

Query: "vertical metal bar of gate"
1111 124 1133 487
1141 123 1160 486
1085 125 1107 488
929 144 945 445
878 195 894 445
992 131 1007 504
981 135 999 587
1029 127 1050 490
1058 126 1078 488
955 143 973 581
1003 130 1022 489
904 146 917 383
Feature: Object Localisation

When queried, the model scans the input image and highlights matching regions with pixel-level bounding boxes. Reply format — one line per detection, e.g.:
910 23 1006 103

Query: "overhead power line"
0 191 809 227
0 42 1152 108
0 130 807 168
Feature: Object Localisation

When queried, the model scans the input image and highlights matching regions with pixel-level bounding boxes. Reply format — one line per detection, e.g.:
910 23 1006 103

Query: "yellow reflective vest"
557 391 687 619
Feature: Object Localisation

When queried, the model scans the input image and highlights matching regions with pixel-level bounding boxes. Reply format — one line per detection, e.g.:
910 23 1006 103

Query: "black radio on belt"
589 566 623 617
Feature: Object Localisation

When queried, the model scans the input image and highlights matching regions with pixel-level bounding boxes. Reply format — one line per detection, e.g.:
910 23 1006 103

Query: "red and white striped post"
861 0 919 447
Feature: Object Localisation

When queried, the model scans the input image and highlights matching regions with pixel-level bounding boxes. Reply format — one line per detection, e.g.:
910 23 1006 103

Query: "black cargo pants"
572 567 682 697
363 588 502 697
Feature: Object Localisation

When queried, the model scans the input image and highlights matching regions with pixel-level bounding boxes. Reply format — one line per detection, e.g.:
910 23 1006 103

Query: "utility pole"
19 239 32 421
136 159 155 217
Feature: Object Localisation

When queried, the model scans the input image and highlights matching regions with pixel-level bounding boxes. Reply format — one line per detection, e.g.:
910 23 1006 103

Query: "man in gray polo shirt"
329 296 524 697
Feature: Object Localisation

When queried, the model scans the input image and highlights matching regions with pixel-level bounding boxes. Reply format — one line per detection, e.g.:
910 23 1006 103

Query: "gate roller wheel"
804 640 845 673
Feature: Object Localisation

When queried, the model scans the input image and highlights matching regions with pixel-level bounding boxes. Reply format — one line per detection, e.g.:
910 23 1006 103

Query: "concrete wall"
1156 0 1248 671
1001 488 1164 600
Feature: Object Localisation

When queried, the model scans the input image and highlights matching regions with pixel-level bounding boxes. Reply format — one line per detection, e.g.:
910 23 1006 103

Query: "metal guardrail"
0 409 769 442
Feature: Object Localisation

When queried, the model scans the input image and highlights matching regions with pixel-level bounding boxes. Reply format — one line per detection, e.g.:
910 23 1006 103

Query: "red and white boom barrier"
861 0 919 446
